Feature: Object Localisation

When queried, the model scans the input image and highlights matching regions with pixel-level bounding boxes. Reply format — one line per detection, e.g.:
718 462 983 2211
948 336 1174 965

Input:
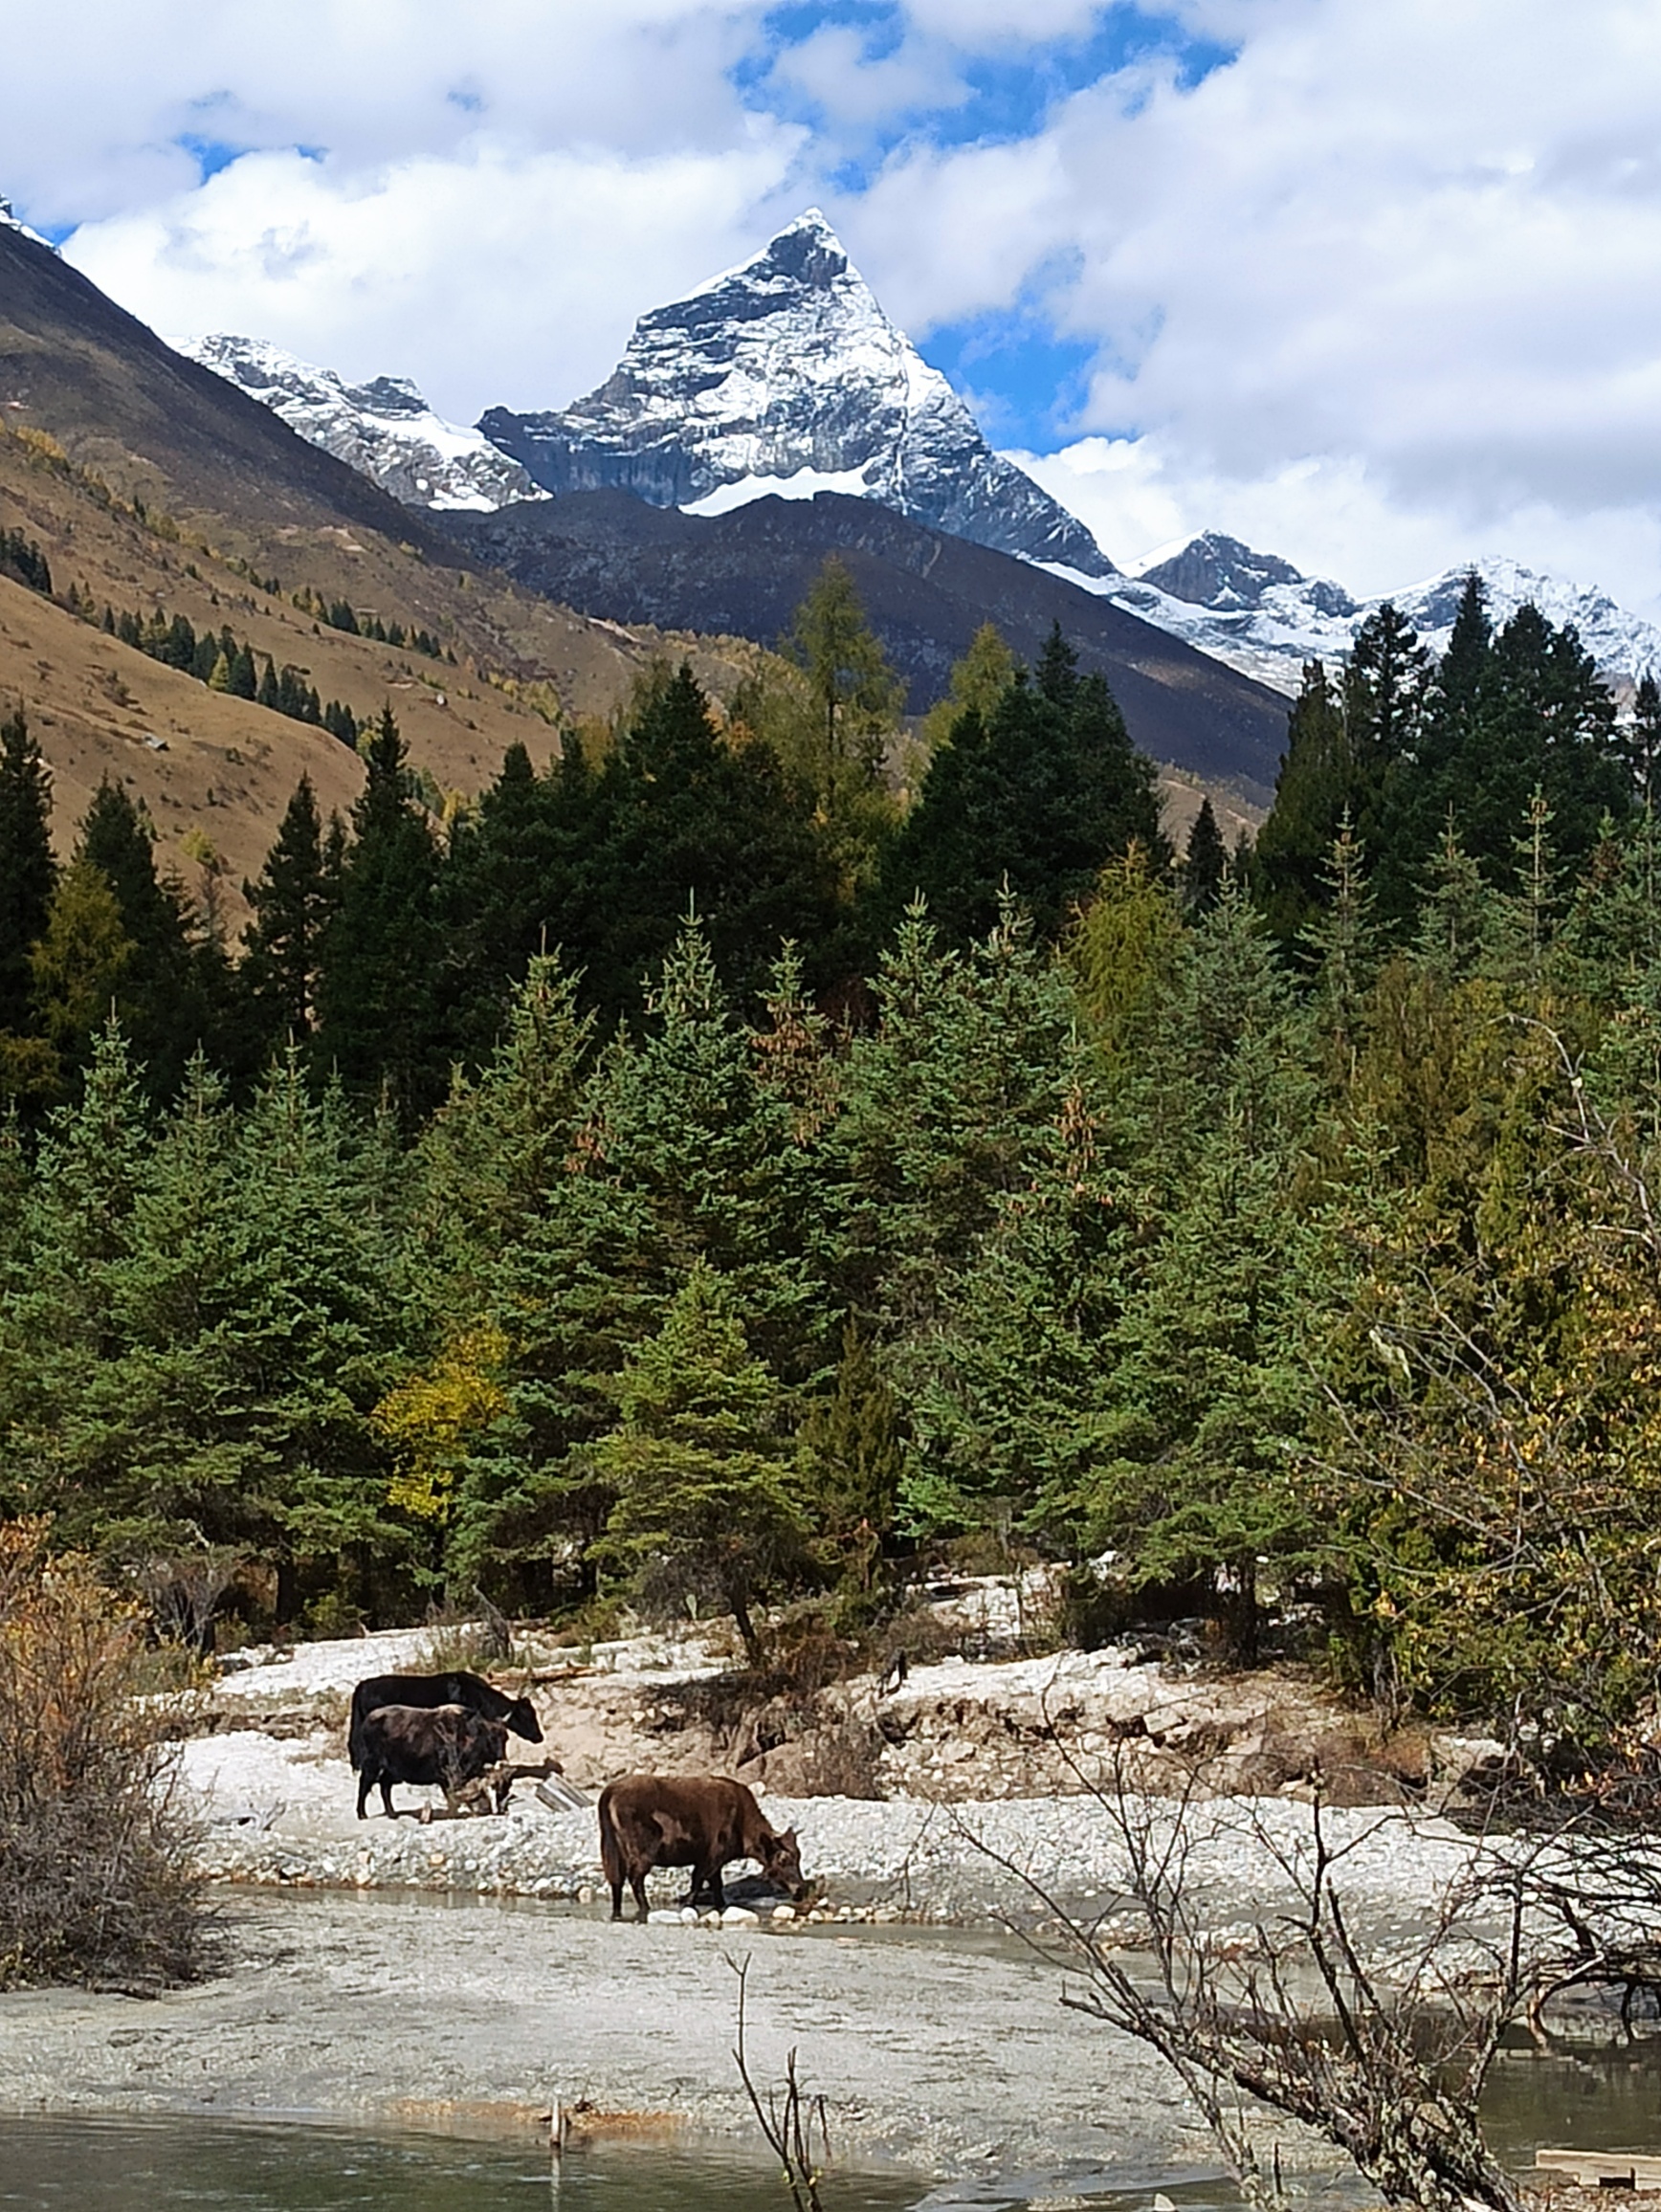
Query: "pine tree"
238 775 339 1055
314 707 447 1120
591 1261 805 1665
0 709 55 1039
1181 797 1227 917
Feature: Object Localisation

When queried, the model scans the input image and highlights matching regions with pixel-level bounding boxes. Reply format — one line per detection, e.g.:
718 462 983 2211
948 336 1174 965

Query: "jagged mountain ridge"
440 488 1290 801
1087 532 1661 697
479 210 1116 577
178 334 543 513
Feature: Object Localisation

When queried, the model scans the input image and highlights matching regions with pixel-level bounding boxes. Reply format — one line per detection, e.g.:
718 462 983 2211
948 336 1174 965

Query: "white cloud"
765 25 967 128
866 0 1661 605
68 137 803 421
11 0 1661 614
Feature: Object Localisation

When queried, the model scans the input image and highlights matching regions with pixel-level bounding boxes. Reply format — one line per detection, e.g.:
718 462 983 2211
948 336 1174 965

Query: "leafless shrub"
731 1954 830 2212
128 1547 239 1653
964 1732 1550 2212
0 1519 210 1992
419 1591 515 1674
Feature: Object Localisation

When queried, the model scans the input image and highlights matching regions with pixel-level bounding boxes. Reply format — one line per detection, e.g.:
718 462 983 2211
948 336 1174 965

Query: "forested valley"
1 557 1656 1767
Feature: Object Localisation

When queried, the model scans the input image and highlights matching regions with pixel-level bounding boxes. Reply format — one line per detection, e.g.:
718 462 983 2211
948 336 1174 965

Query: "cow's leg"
630 1870 650 1923
356 1767 372 1820
609 1880 625 1920
699 1859 726 1911
380 1779 397 1818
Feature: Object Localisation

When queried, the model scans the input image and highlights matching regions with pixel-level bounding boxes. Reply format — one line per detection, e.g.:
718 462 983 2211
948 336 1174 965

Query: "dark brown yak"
354 1702 508 1820
597 1774 807 1921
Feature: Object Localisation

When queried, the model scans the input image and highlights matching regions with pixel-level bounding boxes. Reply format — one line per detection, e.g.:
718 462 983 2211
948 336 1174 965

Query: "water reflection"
0 2115 921 2212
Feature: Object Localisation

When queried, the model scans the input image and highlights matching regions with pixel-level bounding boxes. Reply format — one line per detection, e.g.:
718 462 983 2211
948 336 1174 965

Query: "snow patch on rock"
177 334 544 512
0 196 54 252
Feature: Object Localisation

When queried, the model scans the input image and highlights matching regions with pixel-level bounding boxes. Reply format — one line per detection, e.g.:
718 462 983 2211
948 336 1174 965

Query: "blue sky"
5 0 1661 608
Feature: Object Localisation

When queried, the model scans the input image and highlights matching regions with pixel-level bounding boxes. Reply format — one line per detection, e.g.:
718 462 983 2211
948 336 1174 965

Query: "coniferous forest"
2 561 1658 1760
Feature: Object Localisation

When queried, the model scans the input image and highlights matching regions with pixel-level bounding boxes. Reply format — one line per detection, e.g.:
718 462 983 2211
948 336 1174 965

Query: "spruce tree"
1251 660 1348 945
591 1261 805 1665
1621 674 1661 807
76 779 212 1097
881 661 1165 943
1181 797 1227 917
0 709 55 1040
0 1022 149 1526
586 664 838 1024
238 775 339 1056
314 707 447 1120
832 896 1082 1340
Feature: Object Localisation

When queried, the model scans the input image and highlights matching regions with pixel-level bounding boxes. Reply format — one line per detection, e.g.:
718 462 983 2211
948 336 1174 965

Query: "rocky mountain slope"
480 210 1116 577
0 220 752 904
179 334 543 513
1093 533 1661 697
442 488 1291 801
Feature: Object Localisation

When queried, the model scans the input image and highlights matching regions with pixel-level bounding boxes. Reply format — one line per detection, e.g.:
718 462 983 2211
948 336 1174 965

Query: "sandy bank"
0 1890 1219 2190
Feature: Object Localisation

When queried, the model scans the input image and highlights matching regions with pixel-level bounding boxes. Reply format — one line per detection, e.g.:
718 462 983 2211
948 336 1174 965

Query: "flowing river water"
3 2034 1660 2212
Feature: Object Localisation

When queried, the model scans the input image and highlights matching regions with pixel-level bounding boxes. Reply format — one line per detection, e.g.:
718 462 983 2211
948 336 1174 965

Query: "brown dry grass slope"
0 223 756 902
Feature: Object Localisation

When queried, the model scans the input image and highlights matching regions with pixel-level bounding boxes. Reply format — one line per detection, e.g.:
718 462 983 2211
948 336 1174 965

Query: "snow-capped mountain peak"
176 334 543 513
1091 536 1661 697
478 210 1116 577
1136 530 1358 621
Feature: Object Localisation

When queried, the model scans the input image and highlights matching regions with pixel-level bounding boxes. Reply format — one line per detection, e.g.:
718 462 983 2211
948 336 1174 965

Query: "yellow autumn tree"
373 1321 508 1522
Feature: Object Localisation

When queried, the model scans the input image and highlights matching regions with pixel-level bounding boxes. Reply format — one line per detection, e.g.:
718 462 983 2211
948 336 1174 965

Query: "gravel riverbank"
0 1623 1498 2200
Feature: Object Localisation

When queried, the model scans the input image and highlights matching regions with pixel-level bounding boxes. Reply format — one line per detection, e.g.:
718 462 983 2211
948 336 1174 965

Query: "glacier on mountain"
477 210 1116 578
1047 533 1661 698
176 335 544 513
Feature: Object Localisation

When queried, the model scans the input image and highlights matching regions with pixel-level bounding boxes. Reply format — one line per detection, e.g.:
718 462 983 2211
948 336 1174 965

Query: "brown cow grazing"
355 1702 509 1820
598 1774 807 1922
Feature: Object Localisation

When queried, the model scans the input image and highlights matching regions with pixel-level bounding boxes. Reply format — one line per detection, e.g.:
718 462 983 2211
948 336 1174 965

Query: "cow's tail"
346 1688 366 1772
597 1788 623 1891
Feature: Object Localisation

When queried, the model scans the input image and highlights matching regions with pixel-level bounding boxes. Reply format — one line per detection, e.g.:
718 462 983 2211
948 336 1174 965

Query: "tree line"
1 561 1656 1763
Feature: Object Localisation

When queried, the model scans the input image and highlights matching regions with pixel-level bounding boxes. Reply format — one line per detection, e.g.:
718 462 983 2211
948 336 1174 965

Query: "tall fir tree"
0 708 55 1041
880 641 1165 943
314 707 448 1120
1182 797 1228 917
591 1260 805 1665
238 775 339 1057
585 664 839 1024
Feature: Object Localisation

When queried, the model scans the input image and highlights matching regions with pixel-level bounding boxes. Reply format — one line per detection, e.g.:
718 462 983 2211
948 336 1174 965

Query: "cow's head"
760 1825 808 1901
504 1693 543 1744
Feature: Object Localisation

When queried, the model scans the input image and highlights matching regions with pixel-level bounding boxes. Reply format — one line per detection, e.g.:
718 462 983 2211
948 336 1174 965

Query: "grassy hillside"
0 225 759 902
